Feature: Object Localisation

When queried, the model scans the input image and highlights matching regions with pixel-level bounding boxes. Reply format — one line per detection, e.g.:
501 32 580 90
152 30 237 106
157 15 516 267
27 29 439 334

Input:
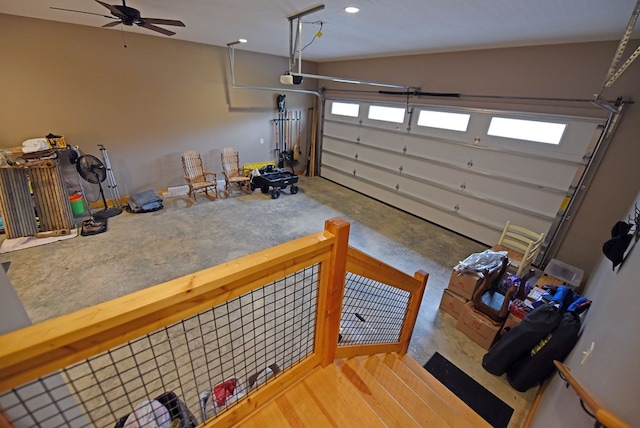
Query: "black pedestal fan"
76 154 122 219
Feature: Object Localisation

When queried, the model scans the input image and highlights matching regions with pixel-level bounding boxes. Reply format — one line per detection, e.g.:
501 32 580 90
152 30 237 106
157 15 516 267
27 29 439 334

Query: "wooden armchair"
220 147 252 196
182 150 218 204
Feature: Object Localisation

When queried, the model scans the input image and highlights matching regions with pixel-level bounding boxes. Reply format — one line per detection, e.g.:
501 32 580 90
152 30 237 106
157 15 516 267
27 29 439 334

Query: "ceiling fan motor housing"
114 4 140 25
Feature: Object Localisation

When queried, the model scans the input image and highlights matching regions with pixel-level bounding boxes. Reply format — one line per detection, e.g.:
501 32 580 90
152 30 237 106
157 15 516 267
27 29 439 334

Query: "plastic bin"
543 259 584 289
69 193 85 215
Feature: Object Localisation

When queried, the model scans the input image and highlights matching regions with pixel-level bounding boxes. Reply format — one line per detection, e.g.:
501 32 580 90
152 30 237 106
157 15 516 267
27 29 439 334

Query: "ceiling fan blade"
141 18 185 27
102 21 121 28
94 0 126 19
138 22 176 36
50 7 114 20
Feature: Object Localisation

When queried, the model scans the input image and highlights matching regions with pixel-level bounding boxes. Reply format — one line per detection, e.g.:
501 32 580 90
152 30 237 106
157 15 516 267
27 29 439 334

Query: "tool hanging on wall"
284 110 289 153
277 94 286 112
294 110 302 161
273 108 303 169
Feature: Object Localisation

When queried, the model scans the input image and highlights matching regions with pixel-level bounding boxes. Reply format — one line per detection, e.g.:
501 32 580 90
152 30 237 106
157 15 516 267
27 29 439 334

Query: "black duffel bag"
506 311 581 392
482 303 562 376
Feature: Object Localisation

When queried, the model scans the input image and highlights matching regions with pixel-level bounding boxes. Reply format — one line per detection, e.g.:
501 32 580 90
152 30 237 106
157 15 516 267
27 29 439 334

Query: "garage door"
320 98 606 257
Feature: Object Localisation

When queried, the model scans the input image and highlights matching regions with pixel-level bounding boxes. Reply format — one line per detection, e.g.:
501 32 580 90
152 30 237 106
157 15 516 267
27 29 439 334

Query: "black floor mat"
424 352 513 428
81 218 108 236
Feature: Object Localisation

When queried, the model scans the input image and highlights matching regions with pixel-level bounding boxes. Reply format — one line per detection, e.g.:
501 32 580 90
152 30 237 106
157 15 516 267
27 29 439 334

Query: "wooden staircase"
239 353 491 427
1 219 493 427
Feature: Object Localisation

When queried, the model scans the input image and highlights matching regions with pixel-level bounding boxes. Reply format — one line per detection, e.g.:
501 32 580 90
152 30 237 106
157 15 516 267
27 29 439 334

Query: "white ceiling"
1 0 639 62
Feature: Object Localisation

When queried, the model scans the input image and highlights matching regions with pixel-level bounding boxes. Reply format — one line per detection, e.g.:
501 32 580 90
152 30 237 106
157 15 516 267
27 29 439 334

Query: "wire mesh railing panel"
339 272 411 345
0 264 319 427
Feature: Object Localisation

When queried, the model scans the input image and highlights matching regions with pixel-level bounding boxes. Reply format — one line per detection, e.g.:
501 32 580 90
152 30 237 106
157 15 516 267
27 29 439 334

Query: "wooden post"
318 217 350 367
308 96 318 176
398 270 429 355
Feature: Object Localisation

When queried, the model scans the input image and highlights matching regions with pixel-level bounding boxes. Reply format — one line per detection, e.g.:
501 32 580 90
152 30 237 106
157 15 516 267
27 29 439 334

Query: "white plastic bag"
123 400 170 428
454 249 508 275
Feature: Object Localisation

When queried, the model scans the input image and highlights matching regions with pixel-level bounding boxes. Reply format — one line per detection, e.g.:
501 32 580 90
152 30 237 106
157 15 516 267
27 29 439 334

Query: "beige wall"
0 14 317 196
317 41 640 278
530 191 640 428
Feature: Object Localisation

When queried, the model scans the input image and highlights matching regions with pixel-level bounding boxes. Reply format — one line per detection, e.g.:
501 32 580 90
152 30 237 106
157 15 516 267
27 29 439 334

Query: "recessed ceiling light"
345 6 360 14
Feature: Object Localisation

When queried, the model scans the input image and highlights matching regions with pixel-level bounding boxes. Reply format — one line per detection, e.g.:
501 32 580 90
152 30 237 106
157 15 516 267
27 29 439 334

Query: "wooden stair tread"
356 354 452 427
397 353 492 428
236 353 494 428
241 365 386 427
381 353 478 428
335 357 421 427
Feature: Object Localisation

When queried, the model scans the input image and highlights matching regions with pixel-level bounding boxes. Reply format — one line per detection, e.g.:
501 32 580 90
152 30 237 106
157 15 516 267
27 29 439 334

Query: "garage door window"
368 105 405 123
417 110 470 132
331 101 360 117
488 117 567 145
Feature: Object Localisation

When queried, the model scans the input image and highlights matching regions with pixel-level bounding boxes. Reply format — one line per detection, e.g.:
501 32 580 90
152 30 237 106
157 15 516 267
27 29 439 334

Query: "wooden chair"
220 147 252 196
471 257 512 323
491 221 545 277
182 150 218 203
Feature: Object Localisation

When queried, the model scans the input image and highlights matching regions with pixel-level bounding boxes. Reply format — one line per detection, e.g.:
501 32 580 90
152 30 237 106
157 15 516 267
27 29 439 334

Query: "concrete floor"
0 176 537 427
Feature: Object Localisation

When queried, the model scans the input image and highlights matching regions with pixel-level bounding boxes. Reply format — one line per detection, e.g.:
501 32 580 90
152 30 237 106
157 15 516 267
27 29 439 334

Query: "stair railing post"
398 270 429 355
318 217 350 367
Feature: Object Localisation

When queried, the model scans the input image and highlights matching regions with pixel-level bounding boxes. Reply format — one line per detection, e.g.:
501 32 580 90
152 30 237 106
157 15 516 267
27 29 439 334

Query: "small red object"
213 379 237 407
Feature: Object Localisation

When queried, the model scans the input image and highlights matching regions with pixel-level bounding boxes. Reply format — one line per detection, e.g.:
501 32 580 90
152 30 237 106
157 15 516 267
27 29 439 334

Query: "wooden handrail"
346 246 424 294
553 361 630 428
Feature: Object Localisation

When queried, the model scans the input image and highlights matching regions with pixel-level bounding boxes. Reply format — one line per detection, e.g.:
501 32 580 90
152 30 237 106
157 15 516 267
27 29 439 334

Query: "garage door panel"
324 143 568 220
332 143 570 215
400 133 579 190
479 119 602 162
324 121 362 141
322 166 552 245
324 155 559 223
328 122 584 191
322 137 358 158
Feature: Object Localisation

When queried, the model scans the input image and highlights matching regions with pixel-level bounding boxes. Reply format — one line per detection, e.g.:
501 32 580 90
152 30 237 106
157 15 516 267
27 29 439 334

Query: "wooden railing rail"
553 361 630 428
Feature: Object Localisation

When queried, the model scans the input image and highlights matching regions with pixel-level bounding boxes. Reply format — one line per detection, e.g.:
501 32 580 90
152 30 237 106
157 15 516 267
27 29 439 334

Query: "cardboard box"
46 135 67 149
500 313 522 337
456 302 502 350
439 288 468 319
527 286 546 302
448 270 482 300
508 298 531 319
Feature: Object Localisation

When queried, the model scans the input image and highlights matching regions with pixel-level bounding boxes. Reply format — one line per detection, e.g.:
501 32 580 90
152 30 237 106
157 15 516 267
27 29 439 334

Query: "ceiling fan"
51 0 185 36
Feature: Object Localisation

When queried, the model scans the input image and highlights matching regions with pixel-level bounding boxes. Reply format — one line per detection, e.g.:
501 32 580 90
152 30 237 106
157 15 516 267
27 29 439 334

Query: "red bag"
213 379 238 407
